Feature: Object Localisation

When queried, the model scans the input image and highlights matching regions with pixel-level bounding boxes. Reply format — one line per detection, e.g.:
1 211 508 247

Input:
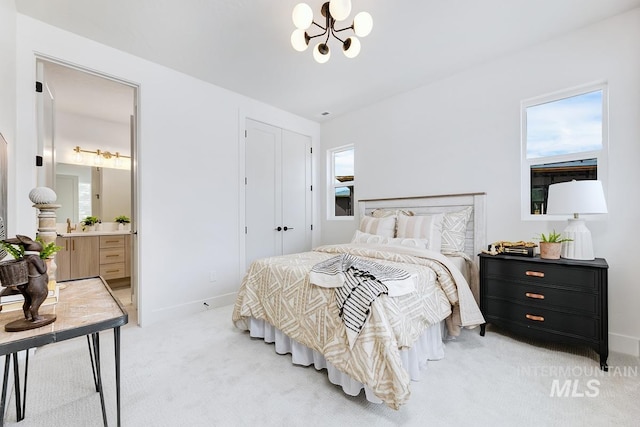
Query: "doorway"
35 58 139 322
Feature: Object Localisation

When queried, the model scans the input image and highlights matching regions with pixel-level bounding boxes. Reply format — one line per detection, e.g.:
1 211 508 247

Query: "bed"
232 193 486 409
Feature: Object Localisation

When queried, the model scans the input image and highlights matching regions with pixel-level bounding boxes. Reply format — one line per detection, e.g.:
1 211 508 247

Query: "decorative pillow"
441 207 473 254
351 230 389 244
386 236 430 249
351 230 429 249
396 213 444 252
358 215 396 238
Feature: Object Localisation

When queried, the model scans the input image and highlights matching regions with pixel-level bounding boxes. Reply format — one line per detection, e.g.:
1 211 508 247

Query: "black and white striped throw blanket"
309 254 415 348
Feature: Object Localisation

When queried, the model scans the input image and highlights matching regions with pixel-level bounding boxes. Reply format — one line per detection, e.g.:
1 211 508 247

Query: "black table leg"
92 333 107 427
0 351 29 425
21 350 29 420
114 327 121 427
11 353 20 421
1 355 10 427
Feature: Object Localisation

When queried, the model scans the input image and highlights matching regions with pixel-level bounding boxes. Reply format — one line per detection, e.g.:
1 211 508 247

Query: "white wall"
55 111 131 165
15 15 321 325
320 9 640 356
0 0 16 234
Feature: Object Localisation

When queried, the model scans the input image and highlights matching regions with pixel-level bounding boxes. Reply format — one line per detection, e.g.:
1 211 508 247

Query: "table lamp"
546 180 608 260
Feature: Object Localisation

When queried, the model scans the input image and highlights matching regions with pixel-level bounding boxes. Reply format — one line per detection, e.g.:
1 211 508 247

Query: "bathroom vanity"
56 230 131 285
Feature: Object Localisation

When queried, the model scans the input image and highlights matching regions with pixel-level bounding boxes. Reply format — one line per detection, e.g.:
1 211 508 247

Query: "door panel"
282 130 312 255
245 120 282 268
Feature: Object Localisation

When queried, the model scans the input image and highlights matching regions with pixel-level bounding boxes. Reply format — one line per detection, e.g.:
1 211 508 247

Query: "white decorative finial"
29 187 57 204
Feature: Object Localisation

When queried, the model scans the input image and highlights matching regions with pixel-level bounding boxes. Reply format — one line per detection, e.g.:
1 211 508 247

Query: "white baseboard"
609 332 640 357
141 292 237 326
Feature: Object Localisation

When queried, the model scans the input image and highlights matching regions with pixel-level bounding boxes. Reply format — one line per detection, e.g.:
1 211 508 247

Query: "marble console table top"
0 276 128 353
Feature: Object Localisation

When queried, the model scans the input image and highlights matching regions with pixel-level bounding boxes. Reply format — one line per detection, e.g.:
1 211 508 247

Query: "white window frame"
327 144 355 221
520 82 609 221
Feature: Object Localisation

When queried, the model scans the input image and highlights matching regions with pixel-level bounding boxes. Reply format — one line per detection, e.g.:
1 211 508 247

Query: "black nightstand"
479 253 609 370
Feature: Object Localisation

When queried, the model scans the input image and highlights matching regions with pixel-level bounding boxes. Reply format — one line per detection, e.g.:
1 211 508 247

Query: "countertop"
57 230 132 237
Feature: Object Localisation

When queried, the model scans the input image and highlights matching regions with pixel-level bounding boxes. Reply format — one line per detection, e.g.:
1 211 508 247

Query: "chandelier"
290 1 373 63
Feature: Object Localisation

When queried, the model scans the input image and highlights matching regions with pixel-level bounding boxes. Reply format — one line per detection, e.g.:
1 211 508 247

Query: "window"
521 83 607 218
328 145 354 218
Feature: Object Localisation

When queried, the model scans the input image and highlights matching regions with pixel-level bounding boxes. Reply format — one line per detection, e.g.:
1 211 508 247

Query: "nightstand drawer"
483 259 597 290
486 299 599 340
484 278 598 315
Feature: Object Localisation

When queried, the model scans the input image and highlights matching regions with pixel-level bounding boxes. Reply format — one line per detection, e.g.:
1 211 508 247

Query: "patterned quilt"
232 243 484 409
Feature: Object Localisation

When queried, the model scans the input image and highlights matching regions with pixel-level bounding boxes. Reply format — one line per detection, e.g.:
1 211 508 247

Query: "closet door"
245 120 282 268
281 130 312 255
245 120 311 269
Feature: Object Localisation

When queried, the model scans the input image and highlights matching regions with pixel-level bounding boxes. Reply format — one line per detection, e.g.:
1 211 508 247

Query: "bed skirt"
246 317 446 404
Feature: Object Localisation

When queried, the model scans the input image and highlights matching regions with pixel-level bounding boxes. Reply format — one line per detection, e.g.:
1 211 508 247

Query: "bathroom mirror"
55 163 131 224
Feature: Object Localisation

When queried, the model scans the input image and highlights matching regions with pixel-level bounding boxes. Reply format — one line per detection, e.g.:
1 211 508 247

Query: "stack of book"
0 280 59 313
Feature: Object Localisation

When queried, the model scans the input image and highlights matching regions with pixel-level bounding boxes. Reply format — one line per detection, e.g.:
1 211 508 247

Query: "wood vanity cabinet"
55 236 100 281
99 235 127 280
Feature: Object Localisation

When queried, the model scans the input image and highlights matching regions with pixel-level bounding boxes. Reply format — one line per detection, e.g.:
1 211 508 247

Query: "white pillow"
358 215 396 238
396 213 444 252
386 236 430 249
351 230 429 249
351 230 389 244
441 207 473 254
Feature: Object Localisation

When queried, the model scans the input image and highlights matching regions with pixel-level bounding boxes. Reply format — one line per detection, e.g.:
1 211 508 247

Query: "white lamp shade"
290 29 309 51
343 37 361 58
313 43 331 63
353 11 373 37
292 3 313 29
329 0 352 21
546 180 608 216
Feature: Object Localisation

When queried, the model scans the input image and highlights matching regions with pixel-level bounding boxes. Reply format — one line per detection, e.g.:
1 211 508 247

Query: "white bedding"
247 316 445 404
233 243 484 409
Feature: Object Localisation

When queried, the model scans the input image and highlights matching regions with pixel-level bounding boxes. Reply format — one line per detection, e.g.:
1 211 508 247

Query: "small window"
521 84 607 218
328 145 354 218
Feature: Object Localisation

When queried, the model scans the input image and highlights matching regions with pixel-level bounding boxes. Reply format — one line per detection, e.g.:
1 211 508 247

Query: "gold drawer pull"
525 292 545 300
106 269 120 273
526 314 545 322
105 240 119 243
525 271 545 278
106 254 119 257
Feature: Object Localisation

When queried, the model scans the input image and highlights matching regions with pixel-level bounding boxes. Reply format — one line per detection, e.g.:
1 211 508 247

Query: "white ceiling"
16 0 640 123
41 61 135 125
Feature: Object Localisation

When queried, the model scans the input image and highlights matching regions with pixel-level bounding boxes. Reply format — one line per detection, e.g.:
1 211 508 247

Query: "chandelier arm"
312 21 326 31
307 32 327 40
331 32 345 44
332 24 354 33
329 23 348 44
324 11 332 44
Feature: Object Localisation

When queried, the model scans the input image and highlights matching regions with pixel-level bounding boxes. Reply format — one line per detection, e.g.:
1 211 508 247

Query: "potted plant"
81 215 100 232
0 235 61 289
114 215 130 231
537 230 572 259
36 237 62 259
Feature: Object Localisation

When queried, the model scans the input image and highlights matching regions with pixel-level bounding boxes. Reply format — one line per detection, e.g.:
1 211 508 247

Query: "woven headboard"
358 193 487 260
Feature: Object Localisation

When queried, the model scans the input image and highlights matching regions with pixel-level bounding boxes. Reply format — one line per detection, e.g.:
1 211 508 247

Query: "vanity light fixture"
73 146 130 168
291 0 373 63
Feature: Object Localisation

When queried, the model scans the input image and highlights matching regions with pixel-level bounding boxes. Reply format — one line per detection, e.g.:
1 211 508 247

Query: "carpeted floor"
3 298 639 427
